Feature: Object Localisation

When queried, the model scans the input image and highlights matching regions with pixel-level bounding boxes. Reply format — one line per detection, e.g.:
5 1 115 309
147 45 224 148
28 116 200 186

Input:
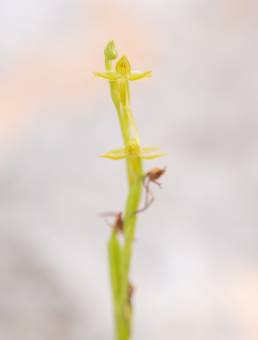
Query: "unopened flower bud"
104 40 118 61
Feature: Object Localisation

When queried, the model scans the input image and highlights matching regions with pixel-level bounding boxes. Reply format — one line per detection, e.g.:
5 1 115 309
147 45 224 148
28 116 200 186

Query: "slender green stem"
119 114 143 340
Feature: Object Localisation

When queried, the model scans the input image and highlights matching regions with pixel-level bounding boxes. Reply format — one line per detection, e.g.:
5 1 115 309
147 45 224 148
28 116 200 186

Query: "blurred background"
1 0 258 339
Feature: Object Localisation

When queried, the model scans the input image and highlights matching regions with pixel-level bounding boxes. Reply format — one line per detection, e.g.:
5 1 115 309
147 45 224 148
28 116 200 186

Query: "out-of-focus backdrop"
1 0 258 339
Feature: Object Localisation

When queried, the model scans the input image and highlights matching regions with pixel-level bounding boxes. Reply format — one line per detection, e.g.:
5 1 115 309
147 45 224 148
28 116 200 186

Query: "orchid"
100 138 166 160
94 55 152 82
94 41 166 340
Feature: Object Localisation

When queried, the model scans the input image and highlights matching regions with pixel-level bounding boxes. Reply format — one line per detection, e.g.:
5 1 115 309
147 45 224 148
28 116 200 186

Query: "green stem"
108 232 128 340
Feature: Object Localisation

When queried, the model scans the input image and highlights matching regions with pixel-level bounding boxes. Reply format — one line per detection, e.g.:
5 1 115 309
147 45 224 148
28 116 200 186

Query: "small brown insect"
99 211 124 233
137 167 166 213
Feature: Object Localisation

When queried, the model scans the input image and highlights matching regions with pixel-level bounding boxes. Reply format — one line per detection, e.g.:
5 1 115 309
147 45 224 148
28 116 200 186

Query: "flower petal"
100 148 127 160
141 147 162 153
140 147 167 159
94 71 121 81
116 56 131 75
128 71 152 81
141 153 167 160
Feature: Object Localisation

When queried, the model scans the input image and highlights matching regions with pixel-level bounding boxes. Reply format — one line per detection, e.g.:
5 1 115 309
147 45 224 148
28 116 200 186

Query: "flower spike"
95 41 167 340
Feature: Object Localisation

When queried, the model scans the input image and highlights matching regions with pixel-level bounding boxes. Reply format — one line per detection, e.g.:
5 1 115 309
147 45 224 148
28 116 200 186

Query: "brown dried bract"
146 167 166 186
127 282 134 306
99 211 124 233
124 281 135 321
137 167 166 213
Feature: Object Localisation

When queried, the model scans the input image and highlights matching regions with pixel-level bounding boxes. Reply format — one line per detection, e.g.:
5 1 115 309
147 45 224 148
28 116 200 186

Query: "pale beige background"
1 0 258 339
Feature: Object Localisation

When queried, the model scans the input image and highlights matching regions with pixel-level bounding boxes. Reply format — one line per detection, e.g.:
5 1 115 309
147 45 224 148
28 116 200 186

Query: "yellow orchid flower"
94 55 151 141
94 56 152 82
100 138 166 160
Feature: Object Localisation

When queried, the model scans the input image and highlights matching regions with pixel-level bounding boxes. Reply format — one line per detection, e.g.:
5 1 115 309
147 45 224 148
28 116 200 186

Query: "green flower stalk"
94 41 166 340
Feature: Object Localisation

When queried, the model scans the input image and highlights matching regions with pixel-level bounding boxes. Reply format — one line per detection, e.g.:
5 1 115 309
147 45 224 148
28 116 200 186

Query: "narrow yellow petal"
128 71 152 81
140 147 167 160
100 148 127 160
141 153 167 160
141 147 161 153
94 71 121 81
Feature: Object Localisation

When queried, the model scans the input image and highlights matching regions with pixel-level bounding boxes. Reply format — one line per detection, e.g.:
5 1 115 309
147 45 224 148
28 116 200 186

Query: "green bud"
104 40 118 61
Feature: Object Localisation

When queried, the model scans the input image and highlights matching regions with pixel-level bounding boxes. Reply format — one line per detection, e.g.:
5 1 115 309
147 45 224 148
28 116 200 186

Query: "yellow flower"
94 56 152 82
100 139 166 160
